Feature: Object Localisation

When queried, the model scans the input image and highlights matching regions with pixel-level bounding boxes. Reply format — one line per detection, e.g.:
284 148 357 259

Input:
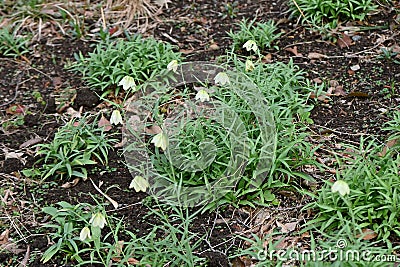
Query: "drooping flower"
151 131 168 151
331 180 350 196
243 40 258 52
79 226 91 241
89 212 107 229
245 59 255 72
195 89 210 102
118 76 136 91
129 175 150 192
214 72 230 85
167 60 179 73
110 109 123 125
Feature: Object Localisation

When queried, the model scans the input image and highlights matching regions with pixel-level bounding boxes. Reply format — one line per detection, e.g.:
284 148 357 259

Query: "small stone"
378 108 388 114
209 43 219 50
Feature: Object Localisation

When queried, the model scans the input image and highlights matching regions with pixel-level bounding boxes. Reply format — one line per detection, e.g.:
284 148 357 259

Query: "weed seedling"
228 19 281 52
0 26 30 58
69 34 182 96
23 115 117 181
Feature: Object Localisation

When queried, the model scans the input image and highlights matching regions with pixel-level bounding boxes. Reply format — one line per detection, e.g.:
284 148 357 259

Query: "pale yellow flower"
245 59 255 72
79 226 91 241
89 212 107 229
118 76 136 91
129 175 150 192
214 72 230 85
331 180 350 196
151 131 168 151
110 109 123 125
167 60 179 73
243 40 258 52
195 89 210 102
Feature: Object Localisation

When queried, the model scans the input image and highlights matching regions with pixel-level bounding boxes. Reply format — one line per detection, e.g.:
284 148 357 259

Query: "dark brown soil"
0 0 399 266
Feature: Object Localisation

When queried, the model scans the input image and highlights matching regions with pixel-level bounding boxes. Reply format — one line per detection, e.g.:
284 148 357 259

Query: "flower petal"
110 109 123 125
151 131 168 151
243 40 258 52
118 76 136 91
331 180 350 196
195 89 210 102
167 60 178 73
89 212 107 228
129 175 150 192
245 59 255 72
214 72 230 85
79 226 91 241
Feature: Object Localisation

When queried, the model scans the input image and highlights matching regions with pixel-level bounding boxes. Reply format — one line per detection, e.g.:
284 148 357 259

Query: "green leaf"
21 168 40 177
41 243 60 263
42 207 59 217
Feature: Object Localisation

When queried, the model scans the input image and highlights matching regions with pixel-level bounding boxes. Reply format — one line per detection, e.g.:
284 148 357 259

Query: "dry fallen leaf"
285 46 303 57
209 43 219 50
284 222 298 232
263 53 272 63
326 86 334 95
4 151 26 165
333 85 347 96
276 221 287 233
330 80 339 87
179 49 195 54
308 52 327 60
145 125 162 135
66 107 82 118
5 151 24 160
356 228 377 240
19 137 43 148
313 77 323 84
127 257 140 264
98 115 112 132
61 178 80 188
52 77 63 88
231 257 245 267
301 231 310 238
310 92 331 103
346 91 369 98
276 221 297 233
0 229 10 245
275 237 288 249
6 104 26 115
378 138 398 157
337 33 353 49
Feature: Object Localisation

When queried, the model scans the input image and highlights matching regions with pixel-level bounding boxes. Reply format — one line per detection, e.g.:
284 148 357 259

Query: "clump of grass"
228 19 281 52
305 111 400 246
223 56 320 206
41 199 206 266
124 56 321 209
0 26 30 58
289 0 378 30
69 34 182 96
23 115 117 181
